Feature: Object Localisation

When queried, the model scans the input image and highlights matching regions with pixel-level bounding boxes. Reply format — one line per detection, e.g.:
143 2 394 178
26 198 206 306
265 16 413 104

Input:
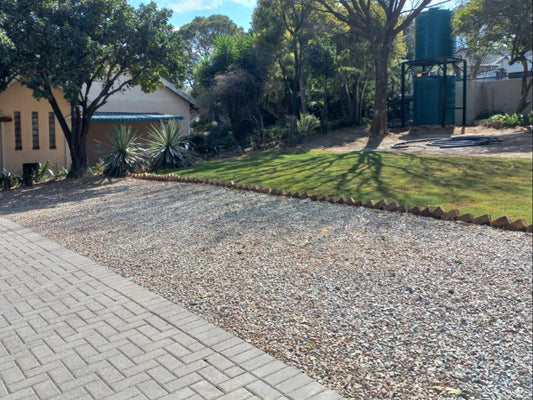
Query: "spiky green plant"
147 120 195 171
297 114 321 135
102 125 142 178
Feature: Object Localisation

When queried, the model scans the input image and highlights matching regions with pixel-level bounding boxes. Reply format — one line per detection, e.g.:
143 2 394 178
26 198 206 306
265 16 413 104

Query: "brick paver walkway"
0 218 344 400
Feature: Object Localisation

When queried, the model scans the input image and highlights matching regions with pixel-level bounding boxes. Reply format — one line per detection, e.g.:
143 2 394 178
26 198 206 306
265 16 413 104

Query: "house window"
14 111 22 150
32 111 39 149
48 112 56 149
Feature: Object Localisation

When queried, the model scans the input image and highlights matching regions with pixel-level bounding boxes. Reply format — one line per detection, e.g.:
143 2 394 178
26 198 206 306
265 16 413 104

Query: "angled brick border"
128 173 532 233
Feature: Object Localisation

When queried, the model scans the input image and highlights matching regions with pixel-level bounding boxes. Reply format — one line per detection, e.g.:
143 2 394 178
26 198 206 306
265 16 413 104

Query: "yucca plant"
147 120 195 171
102 125 142 178
297 113 321 135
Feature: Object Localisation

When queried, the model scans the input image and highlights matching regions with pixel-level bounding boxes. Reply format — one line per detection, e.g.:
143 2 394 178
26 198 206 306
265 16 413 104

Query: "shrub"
297 114 321 135
483 112 533 127
87 161 104 176
147 120 195 170
1 169 21 190
102 125 142 178
35 161 54 182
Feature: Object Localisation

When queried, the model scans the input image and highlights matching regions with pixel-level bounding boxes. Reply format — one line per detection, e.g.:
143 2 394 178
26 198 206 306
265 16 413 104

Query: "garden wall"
455 78 532 125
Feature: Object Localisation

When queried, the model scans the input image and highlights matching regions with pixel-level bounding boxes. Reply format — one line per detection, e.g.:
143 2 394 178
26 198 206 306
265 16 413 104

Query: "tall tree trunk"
66 105 91 178
321 76 328 134
370 43 391 136
515 59 532 114
294 41 306 115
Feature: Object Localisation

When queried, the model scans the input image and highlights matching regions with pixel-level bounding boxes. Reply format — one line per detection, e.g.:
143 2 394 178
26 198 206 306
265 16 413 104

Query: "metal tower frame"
401 57 467 128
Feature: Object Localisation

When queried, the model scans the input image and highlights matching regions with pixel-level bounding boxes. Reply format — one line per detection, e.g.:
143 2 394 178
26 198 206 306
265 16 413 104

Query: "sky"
126 1 459 31
127 0 257 30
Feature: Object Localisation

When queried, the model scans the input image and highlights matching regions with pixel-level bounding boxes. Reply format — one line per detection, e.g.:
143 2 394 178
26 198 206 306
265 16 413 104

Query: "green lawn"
163 149 532 224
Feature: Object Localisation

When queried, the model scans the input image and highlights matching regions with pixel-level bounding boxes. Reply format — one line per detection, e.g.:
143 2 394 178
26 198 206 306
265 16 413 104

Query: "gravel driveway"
1 177 531 400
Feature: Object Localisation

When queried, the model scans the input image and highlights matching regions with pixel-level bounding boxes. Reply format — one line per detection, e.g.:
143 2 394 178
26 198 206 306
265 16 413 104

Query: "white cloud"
229 0 257 6
167 0 255 13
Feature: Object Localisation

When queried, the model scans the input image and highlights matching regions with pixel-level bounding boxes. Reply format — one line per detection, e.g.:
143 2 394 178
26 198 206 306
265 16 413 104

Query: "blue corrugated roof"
92 112 185 122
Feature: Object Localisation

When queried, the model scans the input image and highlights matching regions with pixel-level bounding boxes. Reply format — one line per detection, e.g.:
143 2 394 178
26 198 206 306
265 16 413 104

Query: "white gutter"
1 122 5 170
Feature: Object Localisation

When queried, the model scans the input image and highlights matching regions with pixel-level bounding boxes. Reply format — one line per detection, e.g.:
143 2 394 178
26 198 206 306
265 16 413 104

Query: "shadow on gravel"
0 176 128 215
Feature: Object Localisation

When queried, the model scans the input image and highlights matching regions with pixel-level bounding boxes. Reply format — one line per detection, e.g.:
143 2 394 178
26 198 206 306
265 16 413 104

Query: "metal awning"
91 112 184 122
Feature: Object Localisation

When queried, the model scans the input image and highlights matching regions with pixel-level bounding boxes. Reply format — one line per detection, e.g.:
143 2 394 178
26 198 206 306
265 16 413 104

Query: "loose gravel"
1 177 531 400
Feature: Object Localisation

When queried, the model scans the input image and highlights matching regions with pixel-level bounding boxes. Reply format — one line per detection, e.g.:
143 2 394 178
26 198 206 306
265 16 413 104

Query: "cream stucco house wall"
86 78 197 165
0 78 197 171
0 81 70 175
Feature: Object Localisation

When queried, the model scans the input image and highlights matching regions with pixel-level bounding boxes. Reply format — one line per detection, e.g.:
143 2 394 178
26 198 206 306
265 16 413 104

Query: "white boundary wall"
455 78 532 125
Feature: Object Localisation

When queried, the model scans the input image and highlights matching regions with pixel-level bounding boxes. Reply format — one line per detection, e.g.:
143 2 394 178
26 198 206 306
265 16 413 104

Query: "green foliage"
194 33 268 149
148 121 195 171
483 112 533 127
305 37 336 79
179 14 244 85
297 114 321 135
168 149 533 224
34 161 54 182
454 0 532 57
0 169 21 190
189 120 240 155
53 167 70 179
102 125 143 178
0 0 188 177
0 13 15 92
179 15 244 59
453 0 532 112
87 162 104 176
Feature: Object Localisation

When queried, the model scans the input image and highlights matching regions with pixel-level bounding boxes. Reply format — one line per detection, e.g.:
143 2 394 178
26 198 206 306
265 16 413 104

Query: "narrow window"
14 111 22 150
32 111 39 149
48 112 56 149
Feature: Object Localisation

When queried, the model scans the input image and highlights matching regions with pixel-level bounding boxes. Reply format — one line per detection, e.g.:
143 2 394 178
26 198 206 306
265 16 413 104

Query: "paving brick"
275 373 314 393
0 218 344 400
47 365 75 385
164 342 190 359
197 365 229 386
218 372 257 393
264 366 301 386
191 379 224 399
147 365 176 385
221 342 255 359
288 381 327 399
172 359 208 377
157 387 196 399
241 354 276 372
7 372 48 392
180 347 214 364
137 379 169 398
84 378 114 398
246 380 284 399
216 387 255 400
110 372 151 392
164 372 203 392
122 359 159 378
308 390 345 400
1 363 25 386
231 348 264 364
205 353 234 371
223 365 245 378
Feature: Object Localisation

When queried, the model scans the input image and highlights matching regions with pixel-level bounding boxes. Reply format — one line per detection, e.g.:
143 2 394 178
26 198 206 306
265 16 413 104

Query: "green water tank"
413 76 455 125
415 8 455 60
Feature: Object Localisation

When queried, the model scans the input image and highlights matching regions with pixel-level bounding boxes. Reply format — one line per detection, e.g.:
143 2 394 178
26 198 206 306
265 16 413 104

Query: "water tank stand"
401 57 467 128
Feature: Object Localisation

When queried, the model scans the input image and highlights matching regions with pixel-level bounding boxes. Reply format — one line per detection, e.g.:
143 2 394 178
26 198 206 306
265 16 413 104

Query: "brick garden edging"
129 173 532 233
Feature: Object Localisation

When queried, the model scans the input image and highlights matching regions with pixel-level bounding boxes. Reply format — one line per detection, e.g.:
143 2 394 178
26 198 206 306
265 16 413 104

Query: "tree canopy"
316 0 432 135
0 11 16 92
454 0 532 112
1 0 187 177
